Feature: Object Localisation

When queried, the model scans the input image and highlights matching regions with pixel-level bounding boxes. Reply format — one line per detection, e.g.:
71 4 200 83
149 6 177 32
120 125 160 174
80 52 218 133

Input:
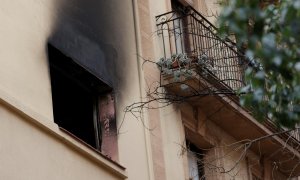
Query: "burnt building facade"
0 0 299 179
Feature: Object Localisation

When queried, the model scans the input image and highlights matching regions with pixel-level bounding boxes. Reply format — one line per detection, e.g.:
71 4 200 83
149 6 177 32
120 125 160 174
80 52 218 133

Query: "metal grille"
289 126 300 142
156 6 247 91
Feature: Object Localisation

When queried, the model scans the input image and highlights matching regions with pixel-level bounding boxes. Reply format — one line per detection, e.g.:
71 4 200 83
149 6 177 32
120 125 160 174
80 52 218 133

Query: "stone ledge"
0 88 127 179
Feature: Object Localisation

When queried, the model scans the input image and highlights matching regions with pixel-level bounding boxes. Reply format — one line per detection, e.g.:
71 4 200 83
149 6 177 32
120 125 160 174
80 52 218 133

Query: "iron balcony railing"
155 7 300 144
155 6 248 91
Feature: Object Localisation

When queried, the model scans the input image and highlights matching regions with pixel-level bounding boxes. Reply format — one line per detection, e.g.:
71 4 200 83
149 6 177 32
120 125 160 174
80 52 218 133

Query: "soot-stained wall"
49 0 124 88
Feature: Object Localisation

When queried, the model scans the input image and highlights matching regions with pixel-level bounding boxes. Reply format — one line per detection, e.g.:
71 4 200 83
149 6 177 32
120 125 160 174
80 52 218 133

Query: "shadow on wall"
48 0 121 88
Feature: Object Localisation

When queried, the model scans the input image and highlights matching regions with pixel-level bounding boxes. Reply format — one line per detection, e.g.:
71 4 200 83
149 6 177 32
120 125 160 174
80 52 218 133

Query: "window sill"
59 127 124 170
0 88 127 179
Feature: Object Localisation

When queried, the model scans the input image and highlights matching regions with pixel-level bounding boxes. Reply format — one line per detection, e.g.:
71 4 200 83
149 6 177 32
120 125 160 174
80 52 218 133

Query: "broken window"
48 44 118 160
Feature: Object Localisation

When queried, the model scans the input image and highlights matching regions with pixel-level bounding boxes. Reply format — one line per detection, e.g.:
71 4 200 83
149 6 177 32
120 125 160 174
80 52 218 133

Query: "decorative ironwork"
155 6 248 91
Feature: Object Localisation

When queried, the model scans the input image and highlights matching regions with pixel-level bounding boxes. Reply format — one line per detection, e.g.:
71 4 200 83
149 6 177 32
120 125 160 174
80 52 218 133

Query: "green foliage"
218 0 300 128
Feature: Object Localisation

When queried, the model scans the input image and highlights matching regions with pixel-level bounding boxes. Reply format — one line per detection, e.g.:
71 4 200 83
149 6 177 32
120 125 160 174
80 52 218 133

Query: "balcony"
155 7 300 176
155 6 247 93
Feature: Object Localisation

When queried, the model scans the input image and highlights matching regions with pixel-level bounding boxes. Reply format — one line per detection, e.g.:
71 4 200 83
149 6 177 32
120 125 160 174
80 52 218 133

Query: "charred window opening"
48 44 118 160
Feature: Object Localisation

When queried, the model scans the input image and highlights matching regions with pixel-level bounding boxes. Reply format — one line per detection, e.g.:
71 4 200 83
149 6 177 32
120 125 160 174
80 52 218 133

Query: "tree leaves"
219 0 300 128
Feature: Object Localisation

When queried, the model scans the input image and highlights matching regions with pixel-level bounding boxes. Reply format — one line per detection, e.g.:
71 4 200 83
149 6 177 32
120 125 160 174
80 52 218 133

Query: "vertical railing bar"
190 15 195 57
222 46 230 87
205 28 211 68
199 20 205 57
220 42 226 82
215 32 223 81
193 15 199 57
161 25 166 60
208 29 215 74
173 20 178 55
235 50 240 89
216 38 222 81
233 50 239 89
179 16 184 55
160 24 166 86
219 44 224 83
230 49 236 89
227 48 233 89
196 16 202 59
167 22 173 58
195 18 201 59
209 29 216 76
190 15 196 57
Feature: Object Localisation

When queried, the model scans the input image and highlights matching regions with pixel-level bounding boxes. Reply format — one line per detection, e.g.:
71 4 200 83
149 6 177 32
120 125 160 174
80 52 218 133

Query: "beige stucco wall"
0 0 153 179
0 0 56 122
0 103 124 180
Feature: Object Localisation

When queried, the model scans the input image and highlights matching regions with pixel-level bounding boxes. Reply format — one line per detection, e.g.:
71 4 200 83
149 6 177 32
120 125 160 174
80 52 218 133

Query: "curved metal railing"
155 6 247 91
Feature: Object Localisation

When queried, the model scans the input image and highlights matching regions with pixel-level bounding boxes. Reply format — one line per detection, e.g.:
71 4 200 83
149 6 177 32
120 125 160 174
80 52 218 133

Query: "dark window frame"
47 44 118 160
